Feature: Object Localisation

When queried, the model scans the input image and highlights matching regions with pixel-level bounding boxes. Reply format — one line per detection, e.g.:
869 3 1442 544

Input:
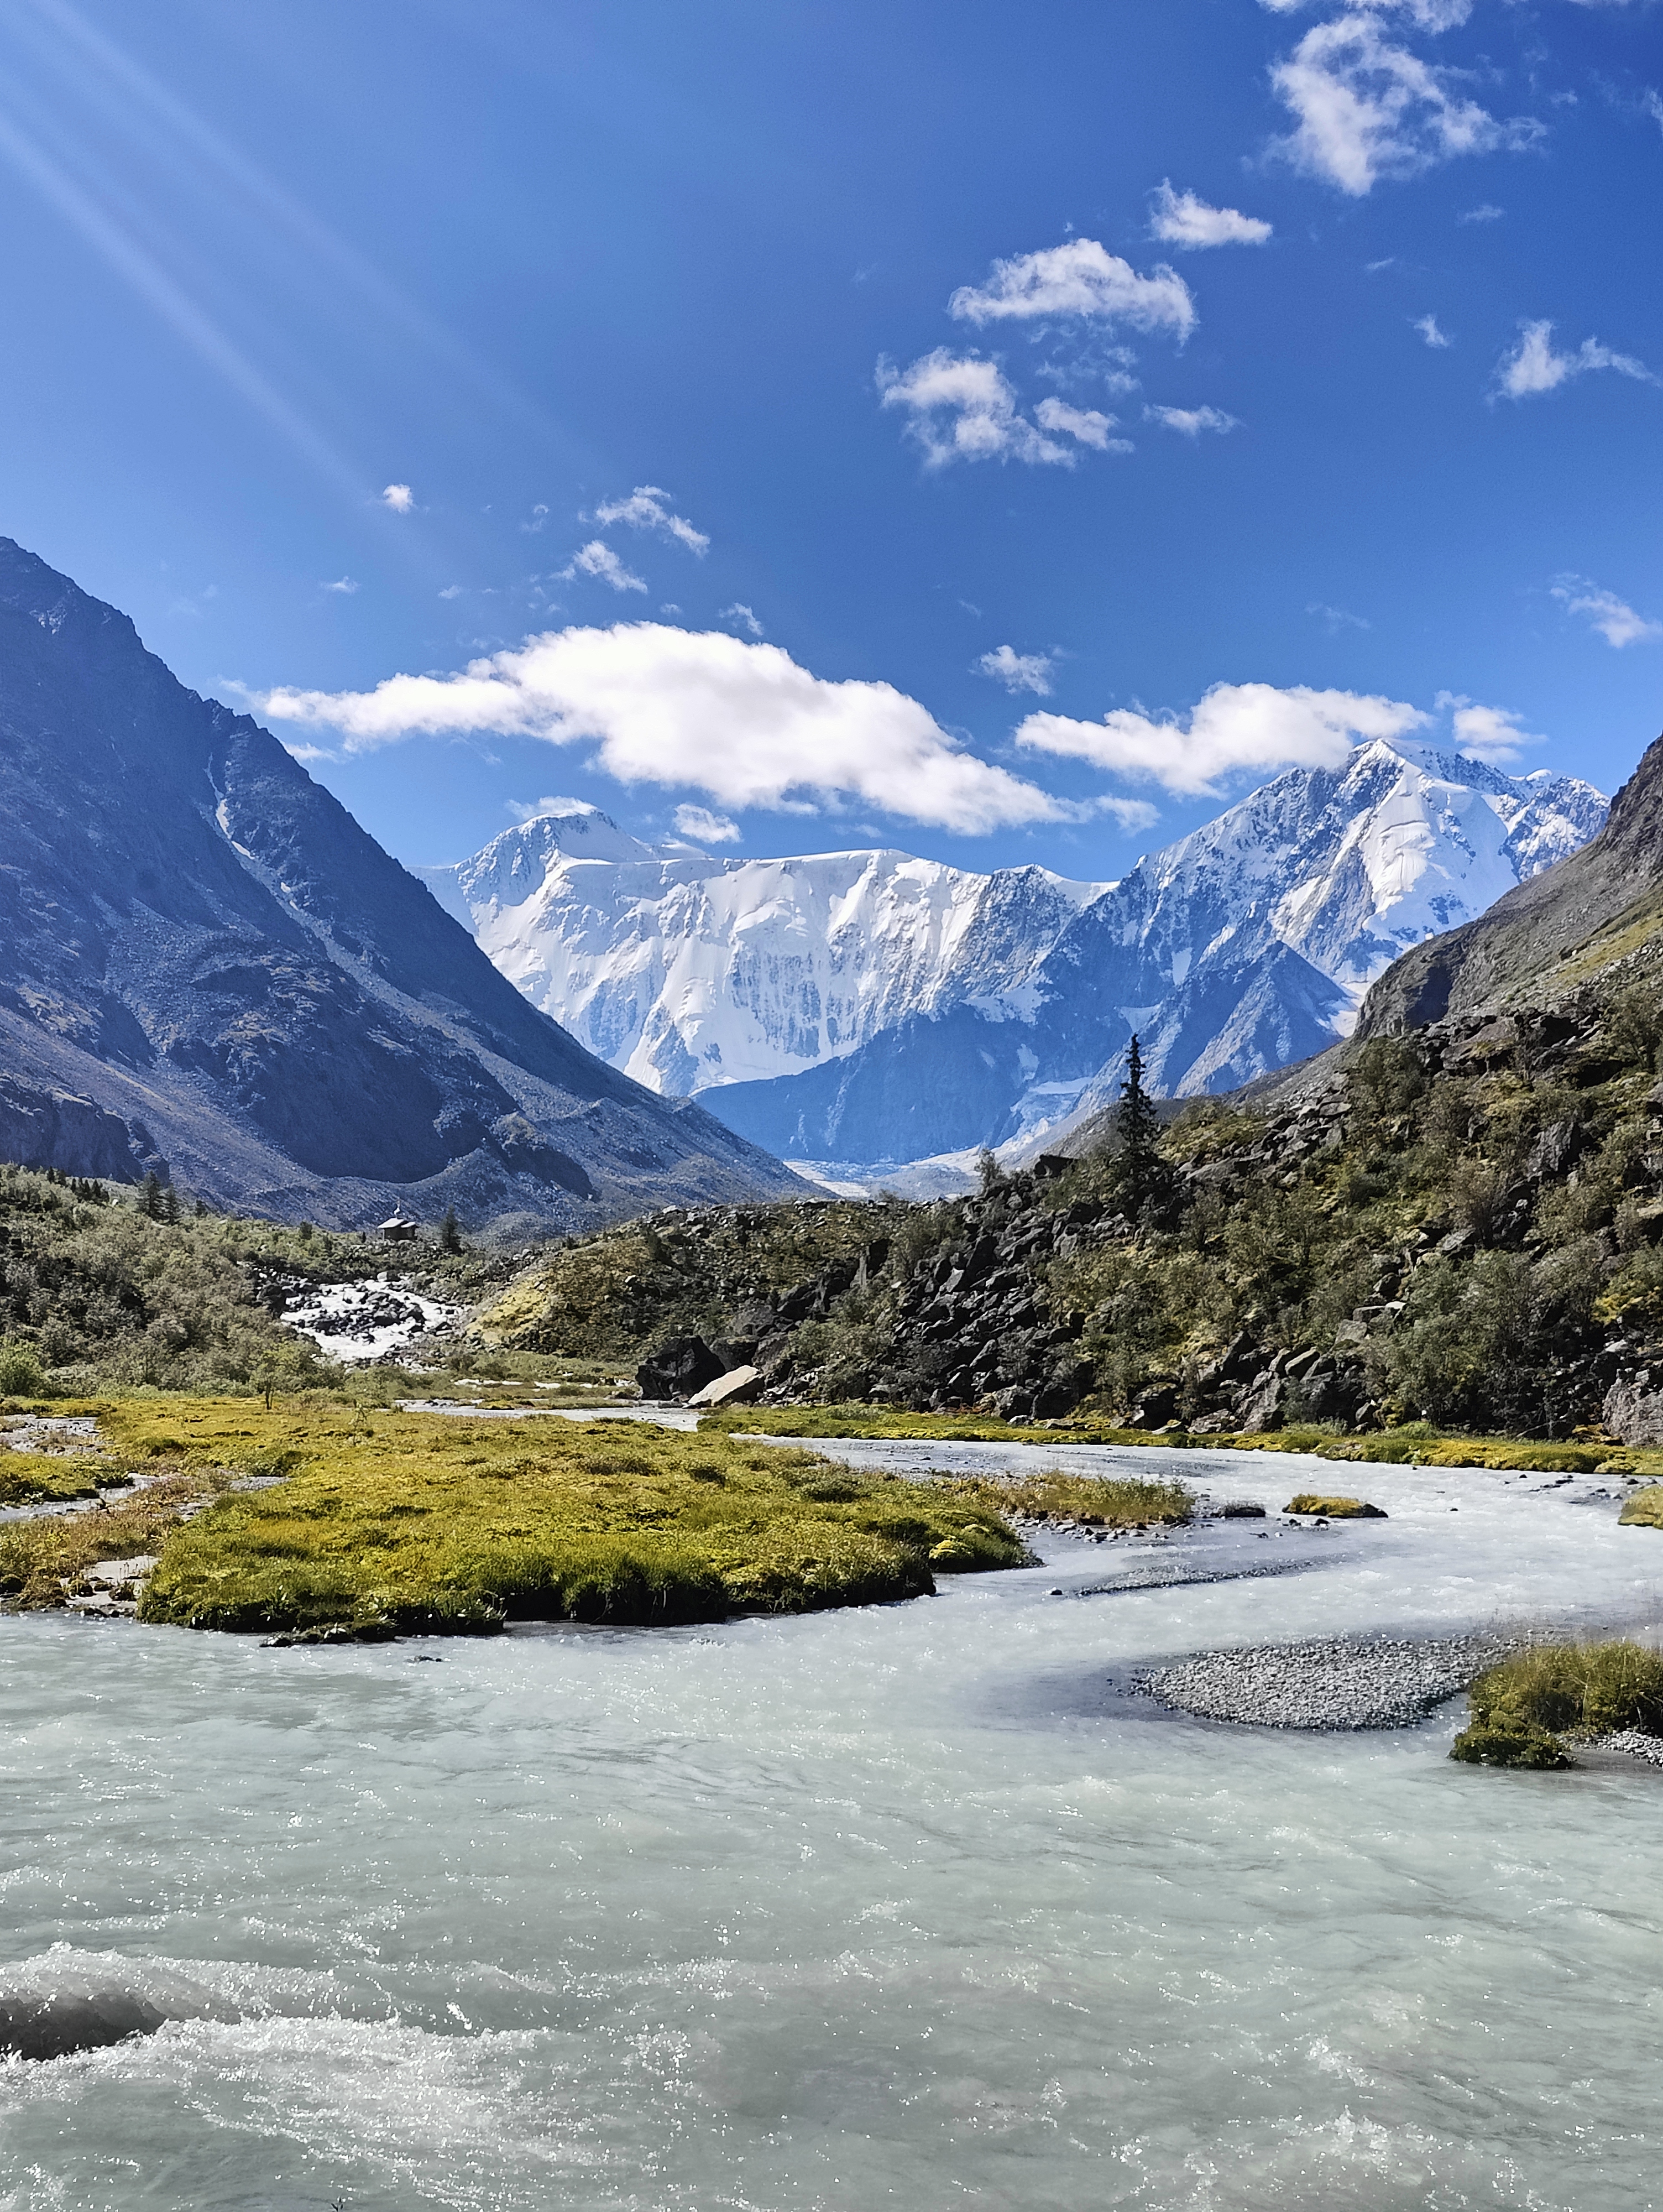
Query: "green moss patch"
1450 1720 1574 1770
132 1400 1027 1636
1284 1493 1387 1518
1619 1486 1663 1527
1452 1639 1663 1767
0 1450 129 1506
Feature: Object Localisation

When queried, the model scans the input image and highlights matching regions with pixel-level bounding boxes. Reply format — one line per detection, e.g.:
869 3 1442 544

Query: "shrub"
1450 1720 1573 1770
1464 1641 1663 1749
0 1339 46 1397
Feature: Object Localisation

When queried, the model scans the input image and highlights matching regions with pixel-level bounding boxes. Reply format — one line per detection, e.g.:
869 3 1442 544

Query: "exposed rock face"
0 539 799 1232
1602 1378 1663 1447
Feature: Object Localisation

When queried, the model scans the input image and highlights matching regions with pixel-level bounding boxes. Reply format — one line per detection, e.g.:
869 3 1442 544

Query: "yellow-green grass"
1452 1639 1663 1767
121 1399 1028 1635
1284 1494 1386 1519
0 1449 132 1506
0 1473 219 1606
696 1404 1207 1448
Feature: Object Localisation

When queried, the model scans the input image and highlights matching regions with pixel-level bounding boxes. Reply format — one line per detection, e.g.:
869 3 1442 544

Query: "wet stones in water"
0 1988 166 2060
1141 1633 1516 1731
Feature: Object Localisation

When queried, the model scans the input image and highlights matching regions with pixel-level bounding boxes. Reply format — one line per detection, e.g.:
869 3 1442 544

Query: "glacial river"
2 1441 1660 2212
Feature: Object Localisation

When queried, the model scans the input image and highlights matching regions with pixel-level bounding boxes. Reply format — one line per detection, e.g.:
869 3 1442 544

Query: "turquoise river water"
2 1439 1660 2211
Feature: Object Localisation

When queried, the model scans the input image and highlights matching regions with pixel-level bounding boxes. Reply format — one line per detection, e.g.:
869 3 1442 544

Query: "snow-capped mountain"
417 813 1106 1096
695 739 1608 1164
425 742 1606 1180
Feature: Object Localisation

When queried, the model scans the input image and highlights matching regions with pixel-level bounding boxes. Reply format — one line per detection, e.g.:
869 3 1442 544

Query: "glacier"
417 814 1105 1095
422 739 1607 1186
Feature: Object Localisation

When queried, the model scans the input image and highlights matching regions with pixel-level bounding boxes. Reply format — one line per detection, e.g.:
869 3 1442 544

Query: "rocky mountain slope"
490 728 1663 1446
0 539 799 1233
418 812 1103 1096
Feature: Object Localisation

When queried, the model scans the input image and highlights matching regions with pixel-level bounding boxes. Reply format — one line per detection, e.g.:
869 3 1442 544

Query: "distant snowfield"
421 742 1606 1188
419 808 1104 1097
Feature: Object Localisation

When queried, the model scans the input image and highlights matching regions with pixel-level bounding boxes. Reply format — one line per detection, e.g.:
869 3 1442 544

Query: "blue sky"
1 0 1659 883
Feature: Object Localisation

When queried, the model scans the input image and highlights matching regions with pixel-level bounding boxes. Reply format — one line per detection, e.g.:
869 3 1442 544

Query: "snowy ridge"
424 743 1606 1186
694 739 1607 1171
418 812 1105 1097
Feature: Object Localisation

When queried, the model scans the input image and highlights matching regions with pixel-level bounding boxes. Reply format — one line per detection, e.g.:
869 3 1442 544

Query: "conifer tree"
440 1205 463 1255
1114 1034 1170 1220
138 1171 163 1220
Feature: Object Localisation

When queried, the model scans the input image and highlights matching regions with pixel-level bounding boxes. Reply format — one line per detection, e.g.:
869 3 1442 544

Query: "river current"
2 1441 1660 2211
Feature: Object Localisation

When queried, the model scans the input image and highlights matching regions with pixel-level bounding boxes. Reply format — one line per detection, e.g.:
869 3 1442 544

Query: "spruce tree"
440 1205 463 1255
1114 1034 1170 1220
138 1171 163 1220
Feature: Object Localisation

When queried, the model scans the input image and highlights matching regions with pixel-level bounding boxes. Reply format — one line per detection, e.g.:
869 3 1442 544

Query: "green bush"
1458 1641 1663 1766
1450 1720 1573 1770
0 1338 46 1397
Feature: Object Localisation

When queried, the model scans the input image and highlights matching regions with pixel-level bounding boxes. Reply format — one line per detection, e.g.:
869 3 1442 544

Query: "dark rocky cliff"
0 539 800 1232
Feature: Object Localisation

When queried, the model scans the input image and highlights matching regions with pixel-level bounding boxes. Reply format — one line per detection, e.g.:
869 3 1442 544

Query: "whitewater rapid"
2 1442 1660 2210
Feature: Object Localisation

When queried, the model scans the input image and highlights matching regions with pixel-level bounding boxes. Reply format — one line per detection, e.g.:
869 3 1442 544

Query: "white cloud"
1015 682 1426 796
1149 181 1273 248
1551 574 1662 648
673 803 742 843
722 602 763 636
1259 0 1473 24
522 503 549 534
438 583 465 599
1496 319 1655 398
1458 202 1504 223
257 622 1070 833
381 483 414 513
979 645 1054 695
1144 404 1240 436
1414 313 1452 347
877 351 1073 467
1034 395 1129 450
1436 693 1541 763
508 794 594 822
1308 601 1371 632
559 540 647 592
948 239 1196 341
321 576 359 594
1099 797 1163 832
592 485 710 555
1270 14 1535 195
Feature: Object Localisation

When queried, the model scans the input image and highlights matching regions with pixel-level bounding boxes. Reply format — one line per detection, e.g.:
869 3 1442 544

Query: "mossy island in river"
1 1397 1193 1636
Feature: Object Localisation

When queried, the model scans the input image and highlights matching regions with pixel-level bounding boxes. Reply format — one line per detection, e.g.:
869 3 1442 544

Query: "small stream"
2 1442 1660 2210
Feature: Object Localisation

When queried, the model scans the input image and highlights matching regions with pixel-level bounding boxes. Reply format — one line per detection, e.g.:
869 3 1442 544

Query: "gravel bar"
1588 1729 1663 1767
1139 1632 1520 1731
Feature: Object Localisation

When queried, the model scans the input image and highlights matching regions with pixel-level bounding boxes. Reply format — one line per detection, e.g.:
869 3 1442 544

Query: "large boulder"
635 1336 725 1401
1603 1376 1663 1447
